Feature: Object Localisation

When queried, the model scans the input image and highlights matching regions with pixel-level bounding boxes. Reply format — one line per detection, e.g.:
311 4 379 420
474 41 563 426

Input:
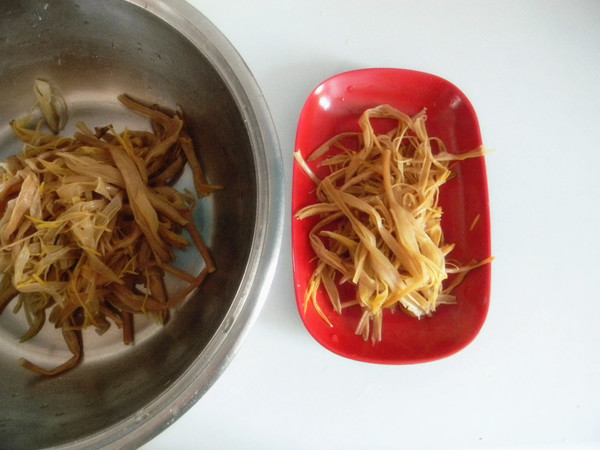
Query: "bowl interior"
292 68 492 364
0 0 258 447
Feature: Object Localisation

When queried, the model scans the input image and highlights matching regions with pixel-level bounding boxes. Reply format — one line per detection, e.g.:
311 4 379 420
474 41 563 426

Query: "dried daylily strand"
295 104 489 342
0 94 220 376
33 79 68 134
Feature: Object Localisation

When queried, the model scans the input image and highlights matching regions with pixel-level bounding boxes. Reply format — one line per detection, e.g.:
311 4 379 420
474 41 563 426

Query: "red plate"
292 68 492 364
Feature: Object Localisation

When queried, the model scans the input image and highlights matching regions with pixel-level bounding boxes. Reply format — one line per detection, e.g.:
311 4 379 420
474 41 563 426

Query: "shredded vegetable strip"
0 93 221 375
295 104 488 342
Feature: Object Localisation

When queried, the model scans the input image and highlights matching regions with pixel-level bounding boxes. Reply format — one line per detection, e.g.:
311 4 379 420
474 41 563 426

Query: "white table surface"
144 1 600 448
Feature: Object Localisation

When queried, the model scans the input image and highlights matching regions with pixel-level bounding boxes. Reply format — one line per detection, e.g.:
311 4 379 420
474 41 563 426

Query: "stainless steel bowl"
0 0 283 447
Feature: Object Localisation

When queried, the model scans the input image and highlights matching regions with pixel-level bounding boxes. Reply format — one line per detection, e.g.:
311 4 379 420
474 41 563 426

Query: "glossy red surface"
292 68 492 364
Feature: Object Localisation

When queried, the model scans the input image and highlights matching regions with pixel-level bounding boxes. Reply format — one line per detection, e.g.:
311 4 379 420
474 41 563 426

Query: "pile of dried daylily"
295 104 488 342
0 84 220 375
